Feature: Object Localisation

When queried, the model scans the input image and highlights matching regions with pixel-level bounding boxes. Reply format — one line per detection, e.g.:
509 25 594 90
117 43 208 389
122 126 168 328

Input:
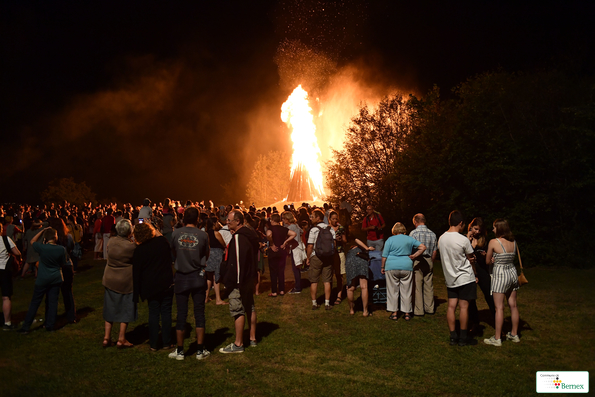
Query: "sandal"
116 340 134 349
268 293 277 298
334 297 342 305
388 313 398 321
404 313 412 321
103 338 112 348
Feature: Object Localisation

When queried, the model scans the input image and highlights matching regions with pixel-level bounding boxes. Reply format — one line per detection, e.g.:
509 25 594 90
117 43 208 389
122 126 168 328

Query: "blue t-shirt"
382 234 422 271
32 242 66 287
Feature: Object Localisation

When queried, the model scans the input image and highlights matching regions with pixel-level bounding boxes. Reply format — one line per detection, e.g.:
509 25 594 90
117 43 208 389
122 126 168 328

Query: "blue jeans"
22 282 62 331
148 288 173 349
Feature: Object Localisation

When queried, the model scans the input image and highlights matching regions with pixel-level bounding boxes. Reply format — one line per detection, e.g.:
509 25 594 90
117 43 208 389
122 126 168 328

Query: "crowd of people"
0 198 522 356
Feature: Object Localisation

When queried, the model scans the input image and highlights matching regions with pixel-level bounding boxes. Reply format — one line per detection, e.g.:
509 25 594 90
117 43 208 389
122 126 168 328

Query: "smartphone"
138 218 144 223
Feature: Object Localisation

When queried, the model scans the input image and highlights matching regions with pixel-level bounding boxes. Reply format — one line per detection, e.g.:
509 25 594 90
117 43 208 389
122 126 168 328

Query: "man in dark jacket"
219 210 259 353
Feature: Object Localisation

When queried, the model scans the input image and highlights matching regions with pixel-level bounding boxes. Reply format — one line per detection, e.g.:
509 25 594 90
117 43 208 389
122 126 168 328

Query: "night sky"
2 0 594 205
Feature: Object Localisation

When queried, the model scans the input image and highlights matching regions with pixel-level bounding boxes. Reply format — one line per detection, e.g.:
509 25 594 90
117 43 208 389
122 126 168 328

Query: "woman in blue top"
381 223 426 321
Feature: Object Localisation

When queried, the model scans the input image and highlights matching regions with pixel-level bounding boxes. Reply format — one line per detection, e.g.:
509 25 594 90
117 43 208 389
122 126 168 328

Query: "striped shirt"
410 225 437 256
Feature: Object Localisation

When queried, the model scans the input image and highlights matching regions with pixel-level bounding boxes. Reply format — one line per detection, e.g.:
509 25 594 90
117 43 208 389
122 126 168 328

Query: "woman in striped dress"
484 219 521 346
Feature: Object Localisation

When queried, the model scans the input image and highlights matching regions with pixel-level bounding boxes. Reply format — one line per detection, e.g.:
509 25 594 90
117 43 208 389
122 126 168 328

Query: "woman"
162 198 175 244
484 219 521 346
345 239 375 317
132 223 175 352
266 213 296 297
93 210 104 260
282 211 306 294
329 211 347 305
381 222 426 321
21 220 42 278
102 219 137 348
66 215 83 272
18 227 65 333
48 217 76 324
205 218 227 305
467 218 496 328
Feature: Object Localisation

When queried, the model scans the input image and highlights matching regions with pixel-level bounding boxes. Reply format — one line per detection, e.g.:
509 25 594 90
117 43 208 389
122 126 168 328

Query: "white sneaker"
506 332 520 343
168 348 185 360
196 349 211 360
483 336 502 347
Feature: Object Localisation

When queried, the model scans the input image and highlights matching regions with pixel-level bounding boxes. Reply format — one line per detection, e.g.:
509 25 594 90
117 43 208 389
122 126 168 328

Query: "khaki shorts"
229 287 255 318
308 255 333 284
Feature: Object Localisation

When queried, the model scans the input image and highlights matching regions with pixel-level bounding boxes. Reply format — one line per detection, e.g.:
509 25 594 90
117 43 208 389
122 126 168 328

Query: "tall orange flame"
281 85 324 199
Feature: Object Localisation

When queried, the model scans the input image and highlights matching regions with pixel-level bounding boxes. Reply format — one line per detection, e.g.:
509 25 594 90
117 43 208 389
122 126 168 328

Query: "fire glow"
281 85 325 200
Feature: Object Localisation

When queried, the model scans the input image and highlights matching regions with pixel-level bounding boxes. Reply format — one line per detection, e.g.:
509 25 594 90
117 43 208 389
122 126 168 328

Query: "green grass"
2 253 594 397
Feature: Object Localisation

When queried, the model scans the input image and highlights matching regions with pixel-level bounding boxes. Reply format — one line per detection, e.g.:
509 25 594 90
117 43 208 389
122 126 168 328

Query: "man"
307 209 336 310
169 206 210 360
219 210 259 353
101 209 115 260
410 213 437 316
362 204 385 251
0 223 22 330
138 198 153 223
438 210 478 346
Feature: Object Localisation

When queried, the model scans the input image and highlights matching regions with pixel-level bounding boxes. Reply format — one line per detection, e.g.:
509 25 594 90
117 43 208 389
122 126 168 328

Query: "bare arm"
280 229 297 250
431 250 437 262
381 257 387 274
214 230 225 247
306 243 313 265
486 240 495 265
354 238 374 251
467 253 478 283
409 244 426 260
30 227 48 244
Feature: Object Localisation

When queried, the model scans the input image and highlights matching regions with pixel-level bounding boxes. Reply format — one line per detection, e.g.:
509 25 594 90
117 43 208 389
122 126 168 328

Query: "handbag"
516 244 528 286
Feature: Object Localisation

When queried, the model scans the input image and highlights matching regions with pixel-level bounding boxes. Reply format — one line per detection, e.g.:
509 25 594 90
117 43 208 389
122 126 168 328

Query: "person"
66 215 83 272
345 239 374 317
1 223 22 330
381 222 426 321
307 209 336 310
102 219 137 348
329 211 347 305
133 222 175 352
410 213 437 316
161 198 175 244
484 219 521 347
169 206 210 360
138 198 153 223
266 213 296 297
18 227 67 334
93 210 104 260
101 209 115 260
437 210 478 346
205 218 227 305
21 220 42 278
362 204 385 251
219 210 259 353
282 211 306 294
467 218 496 328
48 217 76 324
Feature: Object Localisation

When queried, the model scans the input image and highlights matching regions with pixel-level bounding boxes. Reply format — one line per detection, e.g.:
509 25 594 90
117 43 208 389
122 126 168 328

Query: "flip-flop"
267 293 277 298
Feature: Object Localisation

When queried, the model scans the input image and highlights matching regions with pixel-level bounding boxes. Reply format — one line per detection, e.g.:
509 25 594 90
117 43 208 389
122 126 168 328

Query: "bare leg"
118 322 130 344
176 330 185 347
249 310 257 342
459 299 469 331
447 298 458 332
310 282 318 301
234 315 245 347
255 272 261 295
360 278 369 316
493 292 505 339
324 282 331 301
2 297 11 323
20 263 29 277
347 286 355 314
215 283 227 304
508 290 519 336
104 321 113 341
205 276 213 303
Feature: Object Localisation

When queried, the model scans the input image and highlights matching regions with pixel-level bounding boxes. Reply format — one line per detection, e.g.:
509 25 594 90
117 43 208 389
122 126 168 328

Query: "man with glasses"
219 210 259 353
362 204 386 252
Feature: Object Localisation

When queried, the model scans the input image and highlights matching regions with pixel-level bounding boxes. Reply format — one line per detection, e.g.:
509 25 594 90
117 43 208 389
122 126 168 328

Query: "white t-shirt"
0 236 16 270
307 223 336 258
438 232 475 288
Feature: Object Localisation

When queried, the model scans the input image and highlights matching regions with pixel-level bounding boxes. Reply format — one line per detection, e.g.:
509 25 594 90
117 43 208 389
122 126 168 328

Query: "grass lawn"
1 252 594 396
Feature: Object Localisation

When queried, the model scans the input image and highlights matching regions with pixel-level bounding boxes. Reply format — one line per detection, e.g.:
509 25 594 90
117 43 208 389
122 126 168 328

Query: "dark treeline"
327 69 595 267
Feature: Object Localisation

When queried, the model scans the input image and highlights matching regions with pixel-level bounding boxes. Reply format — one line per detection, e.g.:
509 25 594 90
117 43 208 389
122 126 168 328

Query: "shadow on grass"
187 327 233 354
251 321 280 344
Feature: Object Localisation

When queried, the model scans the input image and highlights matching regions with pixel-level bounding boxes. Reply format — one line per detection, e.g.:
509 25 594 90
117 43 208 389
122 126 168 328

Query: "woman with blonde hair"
484 219 521 347
282 211 306 294
381 222 426 321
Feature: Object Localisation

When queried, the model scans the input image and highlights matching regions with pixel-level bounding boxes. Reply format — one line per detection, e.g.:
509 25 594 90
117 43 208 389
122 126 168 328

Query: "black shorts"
447 281 477 301
0 267 13 297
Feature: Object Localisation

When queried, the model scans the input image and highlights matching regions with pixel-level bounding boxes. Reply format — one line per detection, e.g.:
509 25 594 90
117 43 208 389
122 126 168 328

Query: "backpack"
314 225 335 258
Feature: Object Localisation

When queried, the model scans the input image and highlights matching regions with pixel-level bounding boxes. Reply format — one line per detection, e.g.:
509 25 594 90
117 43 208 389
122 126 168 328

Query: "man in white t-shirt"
438 210 478 347
1 223 22 330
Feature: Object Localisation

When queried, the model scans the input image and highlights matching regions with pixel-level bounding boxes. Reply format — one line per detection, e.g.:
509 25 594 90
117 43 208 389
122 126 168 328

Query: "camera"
138 218 144 223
